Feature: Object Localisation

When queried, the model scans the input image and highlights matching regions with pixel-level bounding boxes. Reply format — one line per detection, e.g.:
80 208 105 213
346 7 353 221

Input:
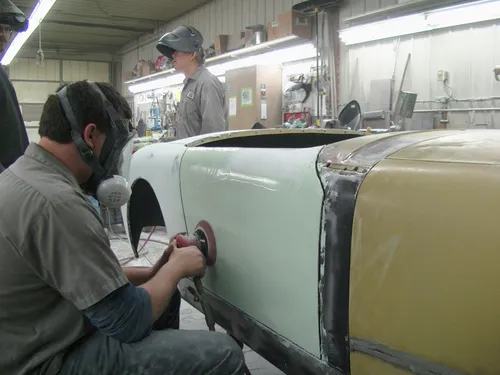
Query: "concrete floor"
109 226 284 375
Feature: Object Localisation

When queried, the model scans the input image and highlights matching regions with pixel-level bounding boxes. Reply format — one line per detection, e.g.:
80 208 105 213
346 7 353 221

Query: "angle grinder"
174 220 217 331
174 220 217 266
174 221 252 374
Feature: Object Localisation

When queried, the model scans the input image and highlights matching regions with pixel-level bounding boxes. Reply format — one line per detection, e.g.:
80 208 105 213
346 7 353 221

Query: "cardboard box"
123 71 134 81
214 35 229 55
267 21 285 42
268 9 312 41
138 63 150 77
135 60 152 77
227 31 246 52
225 64 283 130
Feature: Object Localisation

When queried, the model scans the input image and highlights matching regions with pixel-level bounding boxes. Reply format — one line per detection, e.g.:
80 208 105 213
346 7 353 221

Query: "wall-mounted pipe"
343 0 478 26
417 96 500 103
414 108 500 113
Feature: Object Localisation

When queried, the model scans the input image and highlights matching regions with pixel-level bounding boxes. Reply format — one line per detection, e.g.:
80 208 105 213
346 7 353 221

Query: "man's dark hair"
38 80 132 144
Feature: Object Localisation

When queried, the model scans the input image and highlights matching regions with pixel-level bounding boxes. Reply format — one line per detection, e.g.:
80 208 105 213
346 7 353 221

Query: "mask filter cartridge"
96 175 131 209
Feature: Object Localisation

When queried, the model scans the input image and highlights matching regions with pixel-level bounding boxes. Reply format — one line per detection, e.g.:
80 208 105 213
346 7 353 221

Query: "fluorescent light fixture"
128 42 316 94
128 73 184 94
339 0 500 46
125 35 303 86
1 0 57 65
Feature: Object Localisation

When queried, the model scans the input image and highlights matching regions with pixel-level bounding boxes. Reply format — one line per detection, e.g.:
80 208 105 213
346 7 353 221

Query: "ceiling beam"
18 6 166 25
25 41 120 52
344 0 478 26
15 49 114 62
43 20 154 33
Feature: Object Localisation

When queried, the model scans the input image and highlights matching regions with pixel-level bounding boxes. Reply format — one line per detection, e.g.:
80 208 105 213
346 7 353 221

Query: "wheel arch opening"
128 178 165 252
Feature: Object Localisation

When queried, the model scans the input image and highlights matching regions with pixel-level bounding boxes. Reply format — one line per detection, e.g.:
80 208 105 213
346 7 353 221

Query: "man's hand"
140 239 206 320
150 240 176 277
167 240 206 278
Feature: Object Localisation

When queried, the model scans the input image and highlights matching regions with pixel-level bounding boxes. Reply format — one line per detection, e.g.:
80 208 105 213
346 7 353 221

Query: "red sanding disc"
195 220 217 266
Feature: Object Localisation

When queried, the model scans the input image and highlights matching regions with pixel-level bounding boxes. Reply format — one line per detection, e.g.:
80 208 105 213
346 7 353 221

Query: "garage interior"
5 0 499 144
1 0 500 374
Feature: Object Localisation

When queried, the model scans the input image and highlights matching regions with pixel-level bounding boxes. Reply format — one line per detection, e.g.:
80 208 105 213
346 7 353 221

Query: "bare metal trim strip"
351 338 470 375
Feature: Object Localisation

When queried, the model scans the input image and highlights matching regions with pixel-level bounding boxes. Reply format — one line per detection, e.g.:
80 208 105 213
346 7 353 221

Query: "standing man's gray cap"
156 25 203 60
0 0 28 32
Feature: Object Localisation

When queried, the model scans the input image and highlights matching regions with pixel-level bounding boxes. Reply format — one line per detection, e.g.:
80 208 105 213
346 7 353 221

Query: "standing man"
0 80 245 375
0 0 29 172
156 25 228 139
136 116 147 137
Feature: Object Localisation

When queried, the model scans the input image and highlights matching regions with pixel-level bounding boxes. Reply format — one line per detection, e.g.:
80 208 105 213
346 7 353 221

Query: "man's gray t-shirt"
0 143 128 375
175 65 228 139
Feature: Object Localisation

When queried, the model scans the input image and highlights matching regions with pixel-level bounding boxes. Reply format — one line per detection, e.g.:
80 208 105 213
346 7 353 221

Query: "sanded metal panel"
388 129 500 165
179 146 323 357
318 130 463 170
349 157 500 374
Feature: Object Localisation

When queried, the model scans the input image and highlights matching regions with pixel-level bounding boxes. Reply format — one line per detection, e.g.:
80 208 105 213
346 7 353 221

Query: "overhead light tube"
128 42 317 94
339 0 500 46
1 0 57 65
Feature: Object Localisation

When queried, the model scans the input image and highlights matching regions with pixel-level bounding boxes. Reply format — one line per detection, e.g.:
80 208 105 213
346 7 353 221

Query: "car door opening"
198 131 363 149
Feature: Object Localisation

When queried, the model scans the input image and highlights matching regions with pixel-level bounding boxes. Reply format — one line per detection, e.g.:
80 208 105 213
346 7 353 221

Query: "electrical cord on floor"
137 226 156 254
119 226 158 266
113 237 169 247
103 206 158 264
113 227 156 265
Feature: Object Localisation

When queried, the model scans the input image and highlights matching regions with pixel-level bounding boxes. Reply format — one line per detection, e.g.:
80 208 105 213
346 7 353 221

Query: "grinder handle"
175 233 199 249
173 230 213 266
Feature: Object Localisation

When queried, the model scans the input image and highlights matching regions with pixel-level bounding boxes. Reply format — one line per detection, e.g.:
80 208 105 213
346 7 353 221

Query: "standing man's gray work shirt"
0 143 128 375
175 65 228 139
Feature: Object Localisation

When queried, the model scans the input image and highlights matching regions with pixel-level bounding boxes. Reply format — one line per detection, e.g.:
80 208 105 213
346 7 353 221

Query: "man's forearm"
139 262 183 320
150 248 171 277
123 266 153 286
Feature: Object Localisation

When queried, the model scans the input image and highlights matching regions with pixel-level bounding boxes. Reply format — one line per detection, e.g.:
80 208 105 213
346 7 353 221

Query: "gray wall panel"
339 20 500 129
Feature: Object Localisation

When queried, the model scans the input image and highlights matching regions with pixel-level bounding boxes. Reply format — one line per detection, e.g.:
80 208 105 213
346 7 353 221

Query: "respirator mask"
57 82 136 209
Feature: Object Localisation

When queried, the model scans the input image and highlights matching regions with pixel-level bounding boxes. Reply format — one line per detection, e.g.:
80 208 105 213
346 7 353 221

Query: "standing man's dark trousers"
56 289 245 374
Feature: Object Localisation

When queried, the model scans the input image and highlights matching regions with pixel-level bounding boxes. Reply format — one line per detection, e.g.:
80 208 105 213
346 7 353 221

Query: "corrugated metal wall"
339 2 500 129
120 0 304 93
9 58 110 103
8 58 110 142
339 0 399 20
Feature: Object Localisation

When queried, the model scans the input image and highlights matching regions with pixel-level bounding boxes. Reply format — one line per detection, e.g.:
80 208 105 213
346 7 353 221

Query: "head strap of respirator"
56 82 135 209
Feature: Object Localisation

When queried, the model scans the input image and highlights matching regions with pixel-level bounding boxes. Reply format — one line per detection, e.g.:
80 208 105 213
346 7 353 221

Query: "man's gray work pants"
57 290 245 375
